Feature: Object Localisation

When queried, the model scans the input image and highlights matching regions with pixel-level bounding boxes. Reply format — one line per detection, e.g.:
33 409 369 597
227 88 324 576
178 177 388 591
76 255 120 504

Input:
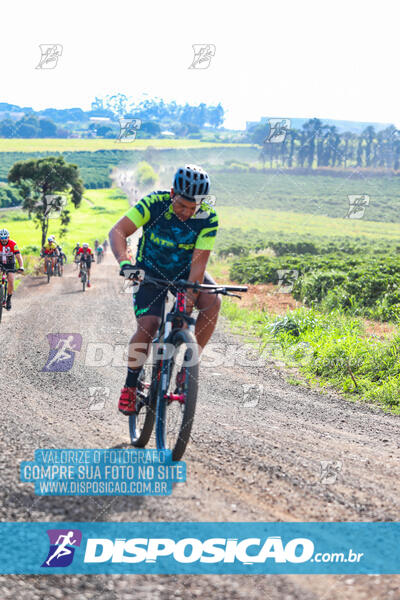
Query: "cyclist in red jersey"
0 229 24 310
77 243 94 287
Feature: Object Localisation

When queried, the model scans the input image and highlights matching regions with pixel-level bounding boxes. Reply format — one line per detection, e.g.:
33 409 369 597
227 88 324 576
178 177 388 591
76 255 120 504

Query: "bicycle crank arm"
164 393 185 403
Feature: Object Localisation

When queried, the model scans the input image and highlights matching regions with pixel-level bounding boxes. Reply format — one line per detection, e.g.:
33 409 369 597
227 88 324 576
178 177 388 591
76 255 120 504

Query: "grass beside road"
0 139 252 153
221 299 400 414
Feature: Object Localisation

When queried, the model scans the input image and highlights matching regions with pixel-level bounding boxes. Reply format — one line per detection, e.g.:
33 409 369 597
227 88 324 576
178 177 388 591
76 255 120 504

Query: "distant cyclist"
94 239 99 251
77 243 94 287
73 243 81 269
96 244 104 263
103 239 108 252
41 237 59 275
0 229 24 310
56 245 67 275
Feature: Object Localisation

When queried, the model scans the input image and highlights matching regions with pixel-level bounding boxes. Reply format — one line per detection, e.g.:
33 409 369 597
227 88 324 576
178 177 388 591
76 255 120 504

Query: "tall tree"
8 156 84 246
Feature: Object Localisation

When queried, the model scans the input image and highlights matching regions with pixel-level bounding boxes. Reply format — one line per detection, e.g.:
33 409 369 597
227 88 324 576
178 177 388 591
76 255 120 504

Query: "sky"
1 0 399 130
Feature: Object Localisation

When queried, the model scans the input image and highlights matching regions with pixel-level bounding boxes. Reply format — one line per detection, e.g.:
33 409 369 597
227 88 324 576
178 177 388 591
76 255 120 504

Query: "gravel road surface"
0 252 398 599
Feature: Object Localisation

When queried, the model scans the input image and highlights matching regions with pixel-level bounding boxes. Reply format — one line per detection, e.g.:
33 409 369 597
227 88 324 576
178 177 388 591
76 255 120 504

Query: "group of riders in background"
0 228 108 312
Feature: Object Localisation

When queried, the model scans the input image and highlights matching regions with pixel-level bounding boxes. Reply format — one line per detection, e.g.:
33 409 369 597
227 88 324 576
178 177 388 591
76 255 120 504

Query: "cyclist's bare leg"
127 315 161 370
194 291 221 351
7 272 14 294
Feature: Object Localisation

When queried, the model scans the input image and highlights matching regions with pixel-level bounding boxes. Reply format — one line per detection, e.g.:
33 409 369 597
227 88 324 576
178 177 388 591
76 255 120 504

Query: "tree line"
0 95 225 138
252 118 400 170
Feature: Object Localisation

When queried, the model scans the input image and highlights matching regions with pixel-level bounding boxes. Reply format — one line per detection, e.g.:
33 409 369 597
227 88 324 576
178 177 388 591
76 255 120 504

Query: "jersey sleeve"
125 198 152 228
194 211 219 251
10 241 19 253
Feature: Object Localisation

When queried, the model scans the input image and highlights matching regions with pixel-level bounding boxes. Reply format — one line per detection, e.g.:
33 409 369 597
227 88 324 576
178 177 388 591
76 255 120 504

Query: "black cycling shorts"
132 271 216 319
1 261 16 273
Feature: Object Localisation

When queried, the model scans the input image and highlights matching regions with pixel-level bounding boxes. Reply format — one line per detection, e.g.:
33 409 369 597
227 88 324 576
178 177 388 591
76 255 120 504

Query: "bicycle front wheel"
156 329 199 461
0 284 4 323
129 361 159 447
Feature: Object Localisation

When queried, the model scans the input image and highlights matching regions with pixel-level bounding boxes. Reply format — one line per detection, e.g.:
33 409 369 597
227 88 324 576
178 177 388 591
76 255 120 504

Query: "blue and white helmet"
173 164 210 201
0 228 9 240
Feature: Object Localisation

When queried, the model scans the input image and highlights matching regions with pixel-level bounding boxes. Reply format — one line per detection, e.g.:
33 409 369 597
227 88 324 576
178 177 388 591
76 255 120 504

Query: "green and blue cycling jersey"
125 190 218 281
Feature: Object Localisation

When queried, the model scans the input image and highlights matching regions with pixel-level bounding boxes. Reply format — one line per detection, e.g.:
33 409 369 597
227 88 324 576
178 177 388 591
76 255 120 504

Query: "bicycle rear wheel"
129 361 159 447
156 329 199 461
0 284 4 323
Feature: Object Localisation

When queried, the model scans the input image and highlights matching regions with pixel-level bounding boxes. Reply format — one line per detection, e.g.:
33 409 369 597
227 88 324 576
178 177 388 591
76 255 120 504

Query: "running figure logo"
264 119 291 143
118 118 142 142
189 44 216 69
346 195 370 219
42 529 82 567
36 44 63 69
42 333 82 372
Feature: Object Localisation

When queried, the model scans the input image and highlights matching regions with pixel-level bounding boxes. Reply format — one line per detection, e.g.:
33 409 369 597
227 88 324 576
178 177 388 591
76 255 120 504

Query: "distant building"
89 117 112 124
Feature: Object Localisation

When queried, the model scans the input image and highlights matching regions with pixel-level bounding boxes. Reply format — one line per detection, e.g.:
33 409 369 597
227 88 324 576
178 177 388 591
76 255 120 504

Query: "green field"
0 138 252 152
217 206 400 240
0 188 129 255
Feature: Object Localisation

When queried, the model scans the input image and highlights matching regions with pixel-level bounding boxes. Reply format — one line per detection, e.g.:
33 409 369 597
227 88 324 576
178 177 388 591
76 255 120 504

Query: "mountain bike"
0 264 9 323
79 261 88 292
55 256 63 277
0 264 21 323
44 256 54 283
96 251 103 265
124 269 247 460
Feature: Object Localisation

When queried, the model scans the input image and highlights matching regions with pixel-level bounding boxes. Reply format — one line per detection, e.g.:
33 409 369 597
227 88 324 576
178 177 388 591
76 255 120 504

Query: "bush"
0 183 23 208
135 161 157 187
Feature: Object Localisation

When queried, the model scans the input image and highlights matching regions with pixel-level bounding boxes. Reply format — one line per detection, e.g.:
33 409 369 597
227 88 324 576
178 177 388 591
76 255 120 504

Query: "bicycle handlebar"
123 270 248 294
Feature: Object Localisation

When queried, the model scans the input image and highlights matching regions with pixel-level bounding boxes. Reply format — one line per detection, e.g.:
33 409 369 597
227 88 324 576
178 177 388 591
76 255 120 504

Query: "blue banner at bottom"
0 522 398 574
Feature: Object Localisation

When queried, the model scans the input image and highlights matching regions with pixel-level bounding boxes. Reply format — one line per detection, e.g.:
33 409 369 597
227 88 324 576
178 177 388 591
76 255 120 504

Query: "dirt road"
0 252 399 599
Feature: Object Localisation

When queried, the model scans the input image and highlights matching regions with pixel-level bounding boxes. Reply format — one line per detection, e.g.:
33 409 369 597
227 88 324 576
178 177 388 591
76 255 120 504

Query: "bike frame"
153 286 197 450
124 267 247 460
1 265 8 302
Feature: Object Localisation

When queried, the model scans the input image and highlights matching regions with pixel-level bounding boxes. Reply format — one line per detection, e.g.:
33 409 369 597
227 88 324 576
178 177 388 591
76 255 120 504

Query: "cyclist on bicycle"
41 237 59 275
56 245 67 275
103 239 108 252
0 229 24 310
109 164 220 415
77 243 94 287
94 239 99 251
96 244 104 262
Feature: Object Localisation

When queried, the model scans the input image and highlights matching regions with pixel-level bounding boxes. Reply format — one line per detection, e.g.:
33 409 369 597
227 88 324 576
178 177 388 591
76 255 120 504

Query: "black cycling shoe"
5 296 11 310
